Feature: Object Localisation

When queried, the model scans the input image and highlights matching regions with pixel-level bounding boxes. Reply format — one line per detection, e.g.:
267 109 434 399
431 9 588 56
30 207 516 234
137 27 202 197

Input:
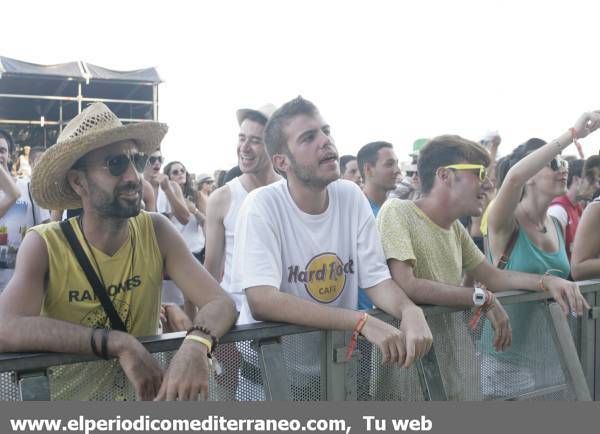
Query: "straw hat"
236 103 277 126
31 102 167 210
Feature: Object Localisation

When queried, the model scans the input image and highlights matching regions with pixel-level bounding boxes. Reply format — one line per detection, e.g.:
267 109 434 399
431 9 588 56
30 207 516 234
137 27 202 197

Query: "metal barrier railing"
0 280 598 401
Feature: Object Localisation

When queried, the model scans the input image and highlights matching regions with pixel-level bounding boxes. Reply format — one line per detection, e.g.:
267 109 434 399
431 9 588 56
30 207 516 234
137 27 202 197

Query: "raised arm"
0 165 20 218
157 175 191 225
489 111 600 238
571 203 600 280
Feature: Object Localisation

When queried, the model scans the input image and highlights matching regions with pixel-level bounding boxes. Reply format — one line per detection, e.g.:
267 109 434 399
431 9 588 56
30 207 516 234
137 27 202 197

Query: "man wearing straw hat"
0 103 237 401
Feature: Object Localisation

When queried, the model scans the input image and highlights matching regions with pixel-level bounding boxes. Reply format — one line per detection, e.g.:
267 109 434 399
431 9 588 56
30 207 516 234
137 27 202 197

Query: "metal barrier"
0 280 599 401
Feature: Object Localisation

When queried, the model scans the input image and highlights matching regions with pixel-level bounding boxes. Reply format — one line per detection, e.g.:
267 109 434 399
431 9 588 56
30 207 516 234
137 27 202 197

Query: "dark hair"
0 129 14 154
567 159 584 188
357 141 393 180
339 155 356 175
583 155 600 180
417 135 491 194
264 96 319 157
241 111 268 127
163 161 195 199
496 138 546 189
224 165 242 183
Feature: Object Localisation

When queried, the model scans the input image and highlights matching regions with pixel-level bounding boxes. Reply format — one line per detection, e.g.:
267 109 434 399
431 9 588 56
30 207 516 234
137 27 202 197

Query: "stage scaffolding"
0 56 161 150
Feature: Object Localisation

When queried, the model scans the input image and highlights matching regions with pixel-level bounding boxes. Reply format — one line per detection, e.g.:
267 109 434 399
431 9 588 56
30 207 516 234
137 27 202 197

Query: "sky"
2 0 600 175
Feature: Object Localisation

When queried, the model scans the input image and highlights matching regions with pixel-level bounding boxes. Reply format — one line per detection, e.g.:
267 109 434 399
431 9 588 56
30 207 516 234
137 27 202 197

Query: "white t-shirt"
231 179 391 381
157 187 205 253
547 204 569 228
221 177 249 309
232 179 391 325
0 178 50 249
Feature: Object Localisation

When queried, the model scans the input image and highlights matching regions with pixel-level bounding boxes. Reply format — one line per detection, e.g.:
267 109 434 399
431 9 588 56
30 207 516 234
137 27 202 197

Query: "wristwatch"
472 286 487 306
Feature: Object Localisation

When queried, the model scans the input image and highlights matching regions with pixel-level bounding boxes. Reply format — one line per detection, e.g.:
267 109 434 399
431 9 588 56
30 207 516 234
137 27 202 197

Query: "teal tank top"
482 218 569 364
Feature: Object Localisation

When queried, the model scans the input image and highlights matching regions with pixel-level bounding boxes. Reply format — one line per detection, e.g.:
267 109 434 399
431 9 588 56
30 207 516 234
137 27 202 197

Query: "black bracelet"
90 327 103 359
186 325 219 351
100 328 110 360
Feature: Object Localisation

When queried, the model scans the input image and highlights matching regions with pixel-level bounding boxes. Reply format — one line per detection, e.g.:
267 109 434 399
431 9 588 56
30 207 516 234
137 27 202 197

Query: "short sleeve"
231 194 283 292
547 205 568 228
456 221 486 271
376 200 416 267
356 195 391 289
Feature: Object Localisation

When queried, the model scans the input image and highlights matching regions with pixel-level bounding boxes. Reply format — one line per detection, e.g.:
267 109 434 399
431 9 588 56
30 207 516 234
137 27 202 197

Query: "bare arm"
246 284 429 367
0 166 20 218
571 203 600 280
152 212 237 337
388 258 475 306
469 259 589 315
203 186 230 280
0 231 162 400
142 178 156 212
159 177 191 225
152 213 237 400
489 112 600 241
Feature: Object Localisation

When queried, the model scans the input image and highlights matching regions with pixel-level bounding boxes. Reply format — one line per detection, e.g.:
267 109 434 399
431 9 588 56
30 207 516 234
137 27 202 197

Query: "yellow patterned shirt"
376 199 485 400
32 211 163 400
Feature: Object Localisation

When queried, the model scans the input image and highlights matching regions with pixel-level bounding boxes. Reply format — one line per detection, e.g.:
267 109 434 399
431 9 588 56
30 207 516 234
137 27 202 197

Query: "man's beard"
89 181 142 219
288 153 339 190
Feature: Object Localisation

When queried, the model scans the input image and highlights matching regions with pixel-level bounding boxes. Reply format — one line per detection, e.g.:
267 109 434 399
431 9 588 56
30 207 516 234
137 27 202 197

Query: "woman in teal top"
483 217 569 369
484 112 600 398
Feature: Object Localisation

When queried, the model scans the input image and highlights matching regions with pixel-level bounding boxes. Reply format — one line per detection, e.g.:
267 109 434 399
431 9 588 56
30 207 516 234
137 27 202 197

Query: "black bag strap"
27 182 36 226
59 220 127 332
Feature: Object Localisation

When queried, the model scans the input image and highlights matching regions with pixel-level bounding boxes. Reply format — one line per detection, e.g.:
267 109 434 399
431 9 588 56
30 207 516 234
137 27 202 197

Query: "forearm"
401 278 473 306
0 196 18 218
0 315 131 357
571 259 600 281
162 187 191 225
485 268 542 292
249 289 362 331
191 295 237 339
367 278 422 319
508 130 572 185
0 168 19 200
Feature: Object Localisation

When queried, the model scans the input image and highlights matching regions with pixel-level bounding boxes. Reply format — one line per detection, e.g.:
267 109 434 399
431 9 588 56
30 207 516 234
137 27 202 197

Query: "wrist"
399 304 422 319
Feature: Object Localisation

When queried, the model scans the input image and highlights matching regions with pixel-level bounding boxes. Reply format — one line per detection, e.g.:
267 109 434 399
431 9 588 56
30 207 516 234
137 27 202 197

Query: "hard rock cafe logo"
287 253 354 303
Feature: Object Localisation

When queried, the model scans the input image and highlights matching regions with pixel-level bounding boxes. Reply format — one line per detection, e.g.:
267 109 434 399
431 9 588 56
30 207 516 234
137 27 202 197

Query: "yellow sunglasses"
443 164 488 182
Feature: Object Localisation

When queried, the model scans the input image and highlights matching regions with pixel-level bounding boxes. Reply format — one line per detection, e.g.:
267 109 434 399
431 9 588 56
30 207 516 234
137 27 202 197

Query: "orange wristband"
345 313 368 361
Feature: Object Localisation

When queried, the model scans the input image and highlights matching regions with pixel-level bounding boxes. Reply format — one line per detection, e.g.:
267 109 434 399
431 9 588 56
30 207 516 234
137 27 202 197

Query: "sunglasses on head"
149 156 163 165
444 164 488 182
549 157 568 172
102 153 148 177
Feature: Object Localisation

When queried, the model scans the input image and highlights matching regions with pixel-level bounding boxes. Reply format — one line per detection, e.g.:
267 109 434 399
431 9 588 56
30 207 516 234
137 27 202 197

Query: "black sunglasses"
103 153 149 177
170 168 186 176
149 156 163 165
549 157 568 172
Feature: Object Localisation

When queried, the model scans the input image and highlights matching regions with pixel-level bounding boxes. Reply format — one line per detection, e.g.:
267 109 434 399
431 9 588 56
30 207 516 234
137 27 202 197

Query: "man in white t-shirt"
231 97 432 396
203 104 280 400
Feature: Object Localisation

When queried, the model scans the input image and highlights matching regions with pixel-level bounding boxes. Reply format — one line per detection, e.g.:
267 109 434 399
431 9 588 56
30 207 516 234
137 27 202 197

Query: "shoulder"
207 184 231 214
330 179 363 198
380 198 413 218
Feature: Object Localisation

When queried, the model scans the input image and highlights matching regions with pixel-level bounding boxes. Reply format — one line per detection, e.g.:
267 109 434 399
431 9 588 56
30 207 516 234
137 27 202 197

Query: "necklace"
522 210 547 234
77 215 136 292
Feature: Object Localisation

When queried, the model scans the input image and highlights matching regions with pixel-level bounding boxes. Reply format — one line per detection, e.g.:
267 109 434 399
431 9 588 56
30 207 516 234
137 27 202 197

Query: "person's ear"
67 169 88 197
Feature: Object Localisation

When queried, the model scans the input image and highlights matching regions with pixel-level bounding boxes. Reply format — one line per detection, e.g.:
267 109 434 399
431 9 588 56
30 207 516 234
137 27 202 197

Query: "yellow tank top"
32 211 163 400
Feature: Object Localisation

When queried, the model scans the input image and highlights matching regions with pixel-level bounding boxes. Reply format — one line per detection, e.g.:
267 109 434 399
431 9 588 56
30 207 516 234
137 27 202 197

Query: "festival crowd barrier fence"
0 280 599 401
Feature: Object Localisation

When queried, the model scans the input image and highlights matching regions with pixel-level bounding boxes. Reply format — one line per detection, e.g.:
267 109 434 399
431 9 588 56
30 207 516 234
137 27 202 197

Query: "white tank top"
221 177 248 307
157 186 205 253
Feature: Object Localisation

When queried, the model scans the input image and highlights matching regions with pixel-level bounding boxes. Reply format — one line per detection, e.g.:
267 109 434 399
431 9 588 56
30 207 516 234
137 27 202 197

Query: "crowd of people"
0 98 598 401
